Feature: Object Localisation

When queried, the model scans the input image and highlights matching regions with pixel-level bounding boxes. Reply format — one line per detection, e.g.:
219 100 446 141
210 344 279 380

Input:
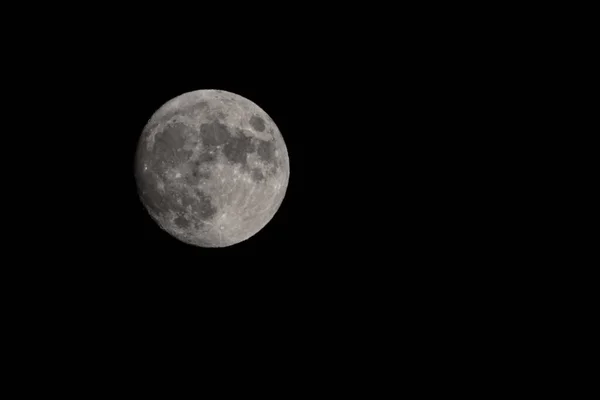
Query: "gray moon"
134 89 290 247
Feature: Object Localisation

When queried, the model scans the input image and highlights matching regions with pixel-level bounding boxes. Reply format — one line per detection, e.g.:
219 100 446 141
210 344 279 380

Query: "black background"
11 22 417 353
13 12 478 288
0 5 565 390
8 4 524 328
13 18 451 312
6 2 520 288
1 6 549 388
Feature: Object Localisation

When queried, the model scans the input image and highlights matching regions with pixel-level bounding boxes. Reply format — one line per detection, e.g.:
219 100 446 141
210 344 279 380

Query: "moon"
134 89 290 247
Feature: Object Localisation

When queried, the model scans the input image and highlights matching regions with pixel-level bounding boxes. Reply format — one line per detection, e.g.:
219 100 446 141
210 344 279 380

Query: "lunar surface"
134 89 289 247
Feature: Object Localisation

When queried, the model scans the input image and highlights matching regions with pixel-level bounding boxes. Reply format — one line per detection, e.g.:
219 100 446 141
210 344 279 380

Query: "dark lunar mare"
136 119 218 225
195 115 280 179
249 115 266 132
222 131 255 168
256 140 275 164
174 215 190 229
256 139 280 177
198 122 262 176
200 120 231 146
151 122 193 169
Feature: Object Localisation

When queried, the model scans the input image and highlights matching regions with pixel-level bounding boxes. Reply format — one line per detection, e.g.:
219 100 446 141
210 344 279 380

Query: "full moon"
134 89 290 247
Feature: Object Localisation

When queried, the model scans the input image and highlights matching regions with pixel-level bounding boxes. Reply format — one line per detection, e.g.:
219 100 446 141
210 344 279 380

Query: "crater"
249 115 266 132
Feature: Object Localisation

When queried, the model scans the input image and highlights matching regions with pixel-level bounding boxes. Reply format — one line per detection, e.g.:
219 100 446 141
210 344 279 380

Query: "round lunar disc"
134 89 289 247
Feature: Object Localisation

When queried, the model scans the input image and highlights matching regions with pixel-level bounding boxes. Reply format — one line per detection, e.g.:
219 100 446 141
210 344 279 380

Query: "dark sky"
11 11 496 299
2 10 531 373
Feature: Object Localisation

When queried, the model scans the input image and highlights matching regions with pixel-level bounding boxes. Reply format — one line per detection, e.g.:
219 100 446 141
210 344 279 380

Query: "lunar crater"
249 115 266 132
